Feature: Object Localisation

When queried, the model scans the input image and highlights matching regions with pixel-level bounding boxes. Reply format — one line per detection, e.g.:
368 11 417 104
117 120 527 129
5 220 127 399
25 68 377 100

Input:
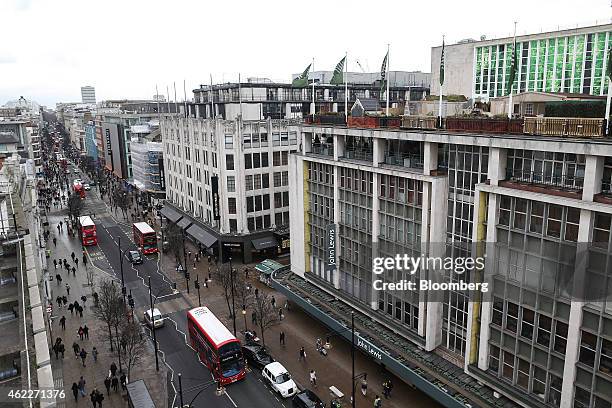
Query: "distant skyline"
1 0 611 107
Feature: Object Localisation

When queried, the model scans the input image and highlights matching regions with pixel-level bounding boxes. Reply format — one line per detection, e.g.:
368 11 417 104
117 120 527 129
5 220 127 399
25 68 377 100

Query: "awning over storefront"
255 259 288 276
186 224 217 248
251 236 278 250
176 217 192 230
160 206 182 224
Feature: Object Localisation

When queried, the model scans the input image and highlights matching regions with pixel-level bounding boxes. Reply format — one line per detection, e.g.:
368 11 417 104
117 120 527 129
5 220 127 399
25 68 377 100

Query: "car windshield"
256 350 270 359
130 251 140 258
274 372 291 384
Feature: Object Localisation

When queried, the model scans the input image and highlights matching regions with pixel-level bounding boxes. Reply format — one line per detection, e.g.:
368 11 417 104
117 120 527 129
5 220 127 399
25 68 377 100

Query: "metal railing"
383 152 424 169
342 148 373 162
310 144 334 156
506 169 584 191
523 117 605 138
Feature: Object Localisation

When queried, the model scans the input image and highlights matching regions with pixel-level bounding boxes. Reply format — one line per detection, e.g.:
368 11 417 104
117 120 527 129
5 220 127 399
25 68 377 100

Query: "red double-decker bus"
78 216 97 246
187 307 245 385
73 181 85 198
132 222 158 254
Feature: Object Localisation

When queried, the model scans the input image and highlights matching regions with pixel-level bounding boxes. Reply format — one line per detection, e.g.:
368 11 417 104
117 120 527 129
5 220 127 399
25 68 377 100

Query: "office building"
0 154 55 406
130 127 166 203
81 86 96 104
283 113 612 408
430 23 612 101
161 74 428 263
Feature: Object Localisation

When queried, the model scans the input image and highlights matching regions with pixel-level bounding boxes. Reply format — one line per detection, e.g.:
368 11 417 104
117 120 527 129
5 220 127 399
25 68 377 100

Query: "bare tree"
234 272 252 314
213 264 234 318
252 293 279 347
94 279 123 352
67 193 83 223
165 222 184 266
120 319 147 379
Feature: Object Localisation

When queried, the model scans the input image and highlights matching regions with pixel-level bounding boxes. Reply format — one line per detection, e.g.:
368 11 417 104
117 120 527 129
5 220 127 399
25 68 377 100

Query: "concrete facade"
289 123 612 408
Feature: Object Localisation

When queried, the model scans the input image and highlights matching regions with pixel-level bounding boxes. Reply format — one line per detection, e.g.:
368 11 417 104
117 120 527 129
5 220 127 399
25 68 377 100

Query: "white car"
262 362 298 398
144 308 164 328
83 183 91 190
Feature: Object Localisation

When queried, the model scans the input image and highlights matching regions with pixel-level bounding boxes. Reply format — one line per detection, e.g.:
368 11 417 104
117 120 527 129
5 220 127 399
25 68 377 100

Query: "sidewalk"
47 207 167 407
160 237 436 408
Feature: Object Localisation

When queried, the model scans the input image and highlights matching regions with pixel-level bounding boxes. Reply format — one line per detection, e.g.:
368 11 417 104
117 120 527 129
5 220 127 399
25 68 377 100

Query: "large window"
226 154 234 170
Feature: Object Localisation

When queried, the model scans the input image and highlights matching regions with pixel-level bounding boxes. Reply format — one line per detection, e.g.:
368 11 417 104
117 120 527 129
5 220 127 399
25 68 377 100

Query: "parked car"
292 389 325 408
242 343 274 369
262 362 297 398
83 183 91 190
127 250 143 264
144 308 164 328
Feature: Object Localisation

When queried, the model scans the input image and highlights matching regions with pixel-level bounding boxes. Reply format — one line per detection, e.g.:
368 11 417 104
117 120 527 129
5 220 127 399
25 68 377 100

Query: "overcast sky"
2 0 611 107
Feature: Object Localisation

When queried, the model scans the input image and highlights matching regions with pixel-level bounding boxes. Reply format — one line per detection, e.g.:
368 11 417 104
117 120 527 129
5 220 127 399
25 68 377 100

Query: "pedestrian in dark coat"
60 316 66 330
120 373 127 390
68 303 74 315
83 325 89 339
73 342 80 357
90 389 97 407
71 382 79 401
78 326 84 340
111 376 119 392
79 348 87 367
78 305 84 318
103 377 111 395
110 362 117 377
95 391 104 407
58 343 65 358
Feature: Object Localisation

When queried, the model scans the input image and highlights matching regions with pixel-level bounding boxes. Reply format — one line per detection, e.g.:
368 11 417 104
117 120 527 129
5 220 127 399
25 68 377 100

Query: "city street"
81 190 292 408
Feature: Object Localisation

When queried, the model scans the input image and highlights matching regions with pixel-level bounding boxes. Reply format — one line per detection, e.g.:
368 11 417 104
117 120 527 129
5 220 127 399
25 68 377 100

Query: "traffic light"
194 280 200 289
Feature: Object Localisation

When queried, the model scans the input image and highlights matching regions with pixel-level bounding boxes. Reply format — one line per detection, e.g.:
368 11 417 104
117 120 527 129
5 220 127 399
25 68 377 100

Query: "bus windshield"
219 342 243 377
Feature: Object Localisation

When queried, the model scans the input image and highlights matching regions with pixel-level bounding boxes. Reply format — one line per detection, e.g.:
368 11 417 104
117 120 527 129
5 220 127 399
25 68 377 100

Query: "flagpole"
238 73 243 119
386 44 390 116
508 22 517 119
209 74 214 119
606 76 611 135
312 57 315 120
344 51 348 122
155 84 160 122
439 35 444 128
166 86 171 113
183 80 188 118
173 81 177 114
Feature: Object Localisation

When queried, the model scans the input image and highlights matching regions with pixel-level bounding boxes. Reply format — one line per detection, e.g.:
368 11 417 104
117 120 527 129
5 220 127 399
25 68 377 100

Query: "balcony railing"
523 117 605 138
506 168 584 191
382 152 423 169
310 144 334 156
305 115 347 126
348 116 402 129
445 117 524 134
342 148 373 162
401 116 438 130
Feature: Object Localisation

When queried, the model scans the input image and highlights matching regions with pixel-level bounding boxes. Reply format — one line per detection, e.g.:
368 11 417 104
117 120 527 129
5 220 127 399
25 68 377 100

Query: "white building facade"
289 123 612 408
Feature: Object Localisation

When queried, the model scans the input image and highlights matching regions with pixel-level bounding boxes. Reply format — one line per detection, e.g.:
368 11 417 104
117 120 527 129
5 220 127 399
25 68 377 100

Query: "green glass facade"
474 30 611 98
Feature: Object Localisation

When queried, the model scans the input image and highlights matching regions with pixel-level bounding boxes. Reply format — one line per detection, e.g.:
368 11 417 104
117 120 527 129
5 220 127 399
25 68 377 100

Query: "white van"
144 308 164 328
262 362 298 398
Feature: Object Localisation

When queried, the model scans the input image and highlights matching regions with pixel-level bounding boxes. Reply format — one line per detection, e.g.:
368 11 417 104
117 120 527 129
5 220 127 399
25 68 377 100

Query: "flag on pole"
439 38 445 86
380 51 388 94
607 47 612 80
292 64 312 87
330 56 346 85
506 37 518 95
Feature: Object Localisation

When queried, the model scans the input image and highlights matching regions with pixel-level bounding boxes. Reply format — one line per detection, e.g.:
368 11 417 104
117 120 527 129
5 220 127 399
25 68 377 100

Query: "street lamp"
148 276 159 372
242 305 247 332
118 236 125 302
229 256 236 335
195 276 201 307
